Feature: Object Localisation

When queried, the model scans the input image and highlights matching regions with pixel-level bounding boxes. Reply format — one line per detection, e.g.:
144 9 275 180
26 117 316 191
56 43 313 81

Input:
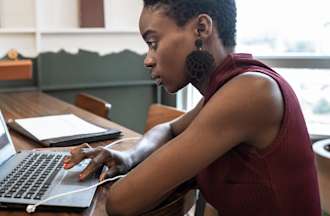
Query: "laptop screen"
0 112 16 166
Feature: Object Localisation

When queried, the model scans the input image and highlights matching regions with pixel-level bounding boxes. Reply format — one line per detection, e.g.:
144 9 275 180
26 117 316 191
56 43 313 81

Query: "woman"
64 0 321 215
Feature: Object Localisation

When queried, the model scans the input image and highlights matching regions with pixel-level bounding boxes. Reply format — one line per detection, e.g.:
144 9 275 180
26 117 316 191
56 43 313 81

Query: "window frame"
177 55 330 111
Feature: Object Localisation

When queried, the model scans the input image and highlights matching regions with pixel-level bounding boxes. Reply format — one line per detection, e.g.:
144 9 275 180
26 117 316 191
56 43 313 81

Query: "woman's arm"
64 99 204 181
106 73 283 216
126 99 204 169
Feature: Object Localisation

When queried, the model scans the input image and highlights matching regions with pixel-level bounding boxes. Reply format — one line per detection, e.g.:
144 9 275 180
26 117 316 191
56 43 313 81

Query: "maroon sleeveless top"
196 53 321 216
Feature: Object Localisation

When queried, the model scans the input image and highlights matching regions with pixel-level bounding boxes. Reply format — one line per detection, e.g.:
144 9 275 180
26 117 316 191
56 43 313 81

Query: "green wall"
0 50 176 133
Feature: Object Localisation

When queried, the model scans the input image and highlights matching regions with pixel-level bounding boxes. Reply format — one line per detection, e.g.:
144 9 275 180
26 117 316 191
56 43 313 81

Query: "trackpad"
61 159 94 186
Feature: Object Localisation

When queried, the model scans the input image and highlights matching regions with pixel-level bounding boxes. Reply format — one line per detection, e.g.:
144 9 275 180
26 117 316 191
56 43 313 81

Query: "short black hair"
143 0 237 48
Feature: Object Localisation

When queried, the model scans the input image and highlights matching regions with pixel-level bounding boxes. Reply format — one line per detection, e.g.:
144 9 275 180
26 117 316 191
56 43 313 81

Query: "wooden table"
0 91 141 216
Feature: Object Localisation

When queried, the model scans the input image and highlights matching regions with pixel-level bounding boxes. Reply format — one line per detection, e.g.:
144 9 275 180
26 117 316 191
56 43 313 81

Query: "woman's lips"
154 78 162 85
151 74 162 85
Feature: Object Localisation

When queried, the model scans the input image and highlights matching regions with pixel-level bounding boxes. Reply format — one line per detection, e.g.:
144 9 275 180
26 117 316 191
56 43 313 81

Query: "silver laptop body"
0 111 99 210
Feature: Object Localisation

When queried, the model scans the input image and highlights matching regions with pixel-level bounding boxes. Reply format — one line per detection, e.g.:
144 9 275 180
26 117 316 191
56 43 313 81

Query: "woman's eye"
147 41 157 50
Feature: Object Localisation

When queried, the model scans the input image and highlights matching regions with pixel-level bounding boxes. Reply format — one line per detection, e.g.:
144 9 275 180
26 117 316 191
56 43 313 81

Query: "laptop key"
14 193 23 199
24 194 32 199
33 195 42 200
27 190 36 195
4 193 13 198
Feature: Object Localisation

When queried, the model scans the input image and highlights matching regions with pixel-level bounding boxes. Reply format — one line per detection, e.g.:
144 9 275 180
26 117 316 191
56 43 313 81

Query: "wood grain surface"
0 91 140 216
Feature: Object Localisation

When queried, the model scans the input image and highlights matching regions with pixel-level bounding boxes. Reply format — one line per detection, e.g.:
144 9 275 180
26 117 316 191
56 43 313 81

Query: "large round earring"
185 36 215 83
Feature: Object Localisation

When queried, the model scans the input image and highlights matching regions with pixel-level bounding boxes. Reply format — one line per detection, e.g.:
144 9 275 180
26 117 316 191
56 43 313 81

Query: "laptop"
0 111 99 211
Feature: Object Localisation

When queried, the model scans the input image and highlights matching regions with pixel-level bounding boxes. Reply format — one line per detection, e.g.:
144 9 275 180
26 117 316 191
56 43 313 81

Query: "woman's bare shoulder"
205 71 284 147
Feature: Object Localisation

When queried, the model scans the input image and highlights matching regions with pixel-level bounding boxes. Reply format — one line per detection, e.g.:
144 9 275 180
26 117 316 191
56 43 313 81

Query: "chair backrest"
144 104 184 133
75 93 111 119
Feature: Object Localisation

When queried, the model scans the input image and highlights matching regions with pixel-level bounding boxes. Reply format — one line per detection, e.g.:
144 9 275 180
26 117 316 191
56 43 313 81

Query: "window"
277 68 330 136
178 0 330 136
236 0 330 55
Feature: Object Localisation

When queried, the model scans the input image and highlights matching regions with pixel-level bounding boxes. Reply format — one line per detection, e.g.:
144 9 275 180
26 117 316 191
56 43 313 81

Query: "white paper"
15 114 106 141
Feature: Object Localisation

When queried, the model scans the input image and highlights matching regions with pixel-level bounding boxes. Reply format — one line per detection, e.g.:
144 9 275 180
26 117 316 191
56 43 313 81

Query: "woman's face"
139 7 196 93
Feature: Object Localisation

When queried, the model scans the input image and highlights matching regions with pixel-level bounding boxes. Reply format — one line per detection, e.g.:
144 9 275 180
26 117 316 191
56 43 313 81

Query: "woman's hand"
63 143 131 181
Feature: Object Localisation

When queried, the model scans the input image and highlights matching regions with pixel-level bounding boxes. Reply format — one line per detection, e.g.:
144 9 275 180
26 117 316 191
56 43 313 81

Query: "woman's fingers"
63 143 99 169
63 143 89 163
79 150 110 181
63 144 118 181
99 166 119 181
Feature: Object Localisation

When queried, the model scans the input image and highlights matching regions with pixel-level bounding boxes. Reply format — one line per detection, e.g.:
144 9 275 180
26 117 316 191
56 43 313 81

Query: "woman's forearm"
106 122 174 173
128 122 174 168
105 123 175 215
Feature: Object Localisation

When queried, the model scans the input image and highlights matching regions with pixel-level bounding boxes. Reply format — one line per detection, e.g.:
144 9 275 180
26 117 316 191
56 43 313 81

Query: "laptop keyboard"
0 153 64 200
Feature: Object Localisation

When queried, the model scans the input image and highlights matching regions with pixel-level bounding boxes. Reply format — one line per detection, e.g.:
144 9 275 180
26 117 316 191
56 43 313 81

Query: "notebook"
7 114 121 147
0 111 99 210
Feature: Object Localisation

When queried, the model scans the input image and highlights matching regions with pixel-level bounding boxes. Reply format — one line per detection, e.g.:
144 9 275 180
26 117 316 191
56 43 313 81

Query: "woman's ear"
194 14 213 39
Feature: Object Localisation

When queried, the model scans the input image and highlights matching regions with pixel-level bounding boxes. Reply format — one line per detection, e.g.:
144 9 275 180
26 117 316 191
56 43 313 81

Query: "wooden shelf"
40 28 139 35
0 28 36 34
0 28 140 35
0 60 33 80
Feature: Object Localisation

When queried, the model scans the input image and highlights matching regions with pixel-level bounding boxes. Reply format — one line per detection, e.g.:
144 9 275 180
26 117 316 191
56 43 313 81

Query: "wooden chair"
75 93 111 119
144 104 185 133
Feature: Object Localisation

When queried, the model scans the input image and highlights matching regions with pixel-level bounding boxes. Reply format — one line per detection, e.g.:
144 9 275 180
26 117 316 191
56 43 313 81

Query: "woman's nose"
144 56 155 69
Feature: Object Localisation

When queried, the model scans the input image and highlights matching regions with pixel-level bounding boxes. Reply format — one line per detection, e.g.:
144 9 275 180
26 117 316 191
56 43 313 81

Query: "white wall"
38 0 80 29
0 0 35 28
0 0 147 57
105 0 143 30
